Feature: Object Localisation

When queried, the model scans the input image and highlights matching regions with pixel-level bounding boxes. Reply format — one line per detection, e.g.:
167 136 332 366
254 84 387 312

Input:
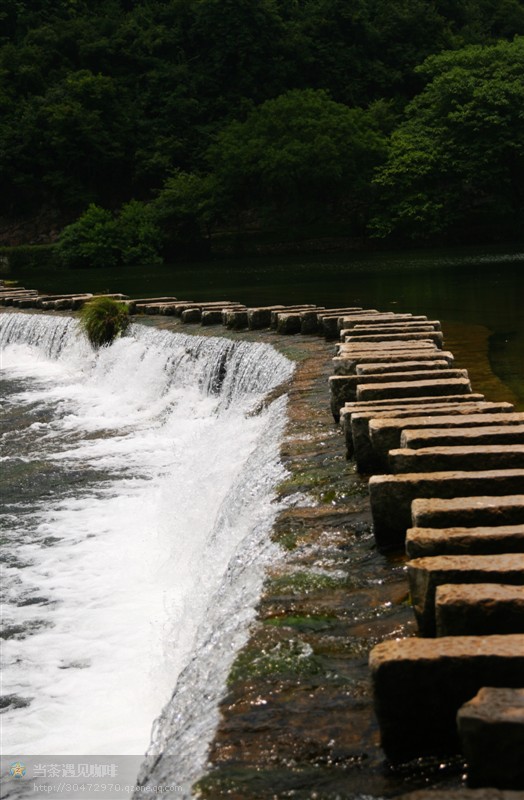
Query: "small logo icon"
10 762 26 779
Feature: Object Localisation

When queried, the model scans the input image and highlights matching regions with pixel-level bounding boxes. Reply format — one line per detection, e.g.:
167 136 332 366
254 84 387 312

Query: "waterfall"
0 313 294 796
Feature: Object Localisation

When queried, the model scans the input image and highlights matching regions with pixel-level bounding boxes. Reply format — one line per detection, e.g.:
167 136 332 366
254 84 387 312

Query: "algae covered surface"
192 333 465 799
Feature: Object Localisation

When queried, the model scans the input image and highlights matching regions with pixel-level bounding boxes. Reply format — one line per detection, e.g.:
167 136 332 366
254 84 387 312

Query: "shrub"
57 204 120 269
80 296 130 348
57 202 163 268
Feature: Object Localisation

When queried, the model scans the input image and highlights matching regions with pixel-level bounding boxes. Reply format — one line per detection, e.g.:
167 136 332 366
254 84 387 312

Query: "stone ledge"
458 687 524 790
407 554 524 636
369 634 524 762
390 445 524 473
412 495 524 529
369 471 524 548
406 525 524 558
436 583 524 636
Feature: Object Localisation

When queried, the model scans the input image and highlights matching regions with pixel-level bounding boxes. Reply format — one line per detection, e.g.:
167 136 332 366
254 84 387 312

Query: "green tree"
116 200 163 266
57 204 119 268
152 171 217 254
371 37 524 240
209 89 388 230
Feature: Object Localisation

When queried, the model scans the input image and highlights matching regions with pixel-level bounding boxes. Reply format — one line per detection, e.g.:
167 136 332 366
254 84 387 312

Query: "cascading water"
0 313 294 797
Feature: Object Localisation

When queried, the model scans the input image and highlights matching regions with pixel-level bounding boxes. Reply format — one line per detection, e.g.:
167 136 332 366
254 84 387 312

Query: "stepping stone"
350 404 513 469
402 424 524 449
412 495 524 529
202 306 245 325
458 687 524 790
356 359 450 375
436 584 524 636
390 444 524 473
338 313 427 331
333 369 468 404
270 305 318 328
331 376 477 421
407 554 524 636
300 308 378 332
11 297 40 308
333 351 454 375
368 470 524 550
356 377 471 402
406 525 524 558
181 303 239 323
369 412 524 468
224 309 249 329
351 323 441 336
277 311 324 334
335 341 442 354
345 331 444 347
335 392 487 426
127 297 178 313
370 634 524 761
316 308 365 338
247 306 285 329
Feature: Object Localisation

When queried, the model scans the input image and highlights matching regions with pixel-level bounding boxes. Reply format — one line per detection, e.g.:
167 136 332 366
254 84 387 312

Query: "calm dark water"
8 244 524 406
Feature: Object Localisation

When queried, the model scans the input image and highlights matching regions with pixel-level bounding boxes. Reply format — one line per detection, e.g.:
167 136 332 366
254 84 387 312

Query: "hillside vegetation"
2 0 523 258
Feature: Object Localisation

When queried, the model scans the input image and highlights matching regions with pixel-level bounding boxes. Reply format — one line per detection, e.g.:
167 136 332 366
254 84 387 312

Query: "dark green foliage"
2 0 524 246
371 37 524 240
57 205 120 269
0 244 58 270
79 296 130 348
57 202 162 268
209 89 388 230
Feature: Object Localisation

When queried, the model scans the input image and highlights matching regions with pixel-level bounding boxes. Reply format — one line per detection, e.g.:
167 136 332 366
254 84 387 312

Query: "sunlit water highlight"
0 314 293 784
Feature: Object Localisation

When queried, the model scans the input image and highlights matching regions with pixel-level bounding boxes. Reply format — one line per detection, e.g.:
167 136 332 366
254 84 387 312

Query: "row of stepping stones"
0 286 380 338
327 308 524 794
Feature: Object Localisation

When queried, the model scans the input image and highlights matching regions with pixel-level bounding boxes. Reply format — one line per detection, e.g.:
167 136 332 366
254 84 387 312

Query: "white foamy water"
0 313 293 781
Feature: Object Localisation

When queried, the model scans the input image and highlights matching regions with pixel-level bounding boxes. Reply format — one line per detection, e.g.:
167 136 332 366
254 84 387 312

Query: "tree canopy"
372 37 524 240
2 0 524 250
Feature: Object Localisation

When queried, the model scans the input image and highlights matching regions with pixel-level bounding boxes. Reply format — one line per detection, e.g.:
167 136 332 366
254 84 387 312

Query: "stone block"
436 584 524 636
458 687 524 790
347 402 508 466
270 305 317 328
369 412 521 469
406 525 524 558
224 310 249 329
337 340 437 352
407 554 524 636
368 470 524 550
315 308 363 338
333 351 455 375
390 445 524 473
357 377 471 402
333 370 468 406
247 306 285 329
402 424 524 450
356 359 450 375
338 313 427 331
181 308 202 323
370 634 524 761
345 330 444 347
331 380 481 422
412 495 524 529
351 323 442 336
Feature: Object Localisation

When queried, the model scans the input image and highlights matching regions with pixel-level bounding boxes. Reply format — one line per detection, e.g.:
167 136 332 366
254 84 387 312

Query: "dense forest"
1 0 524 261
